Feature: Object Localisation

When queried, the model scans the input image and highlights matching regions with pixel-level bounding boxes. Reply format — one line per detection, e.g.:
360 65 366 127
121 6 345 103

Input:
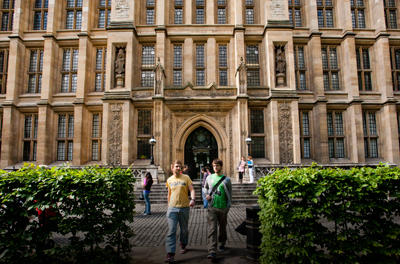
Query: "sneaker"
180 243 188 254
218 245 225 252
165 253 175 263
207 253 216 260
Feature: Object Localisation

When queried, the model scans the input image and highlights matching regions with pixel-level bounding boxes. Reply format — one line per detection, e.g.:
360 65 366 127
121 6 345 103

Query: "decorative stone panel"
108 104 123 165
279 102 293 164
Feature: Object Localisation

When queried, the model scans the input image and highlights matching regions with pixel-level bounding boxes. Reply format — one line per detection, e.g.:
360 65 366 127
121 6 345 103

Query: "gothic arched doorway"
184 126 218 180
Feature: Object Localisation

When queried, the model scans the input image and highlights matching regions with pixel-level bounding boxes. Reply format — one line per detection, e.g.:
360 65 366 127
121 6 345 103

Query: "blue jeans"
143 190 151 214
165 207 190 254
202 188 208 208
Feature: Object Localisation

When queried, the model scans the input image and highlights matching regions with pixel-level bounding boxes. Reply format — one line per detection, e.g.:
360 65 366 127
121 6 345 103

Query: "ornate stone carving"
275 45 286 87
235 57 247 94
115 0 129 18
115 47 126 87
270 0 286 20
108 104 123 165
154 57 166 96
279 102 293 164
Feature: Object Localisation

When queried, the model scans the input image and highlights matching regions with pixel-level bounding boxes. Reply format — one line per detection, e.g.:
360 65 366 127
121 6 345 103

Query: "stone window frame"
0 0 14 31
56 112 74 161
141 44 155 87
217 43 228 86
216 0 227 24
173 0 184 24
317 0 334 28
384 0 398 29
390 46 400 91
137 109 152 159
146 0 156 25
244 0 255 24
60 47 79 93
65 0 82 30
0 112 2 160
195 43 206 86
246 43 261 87
294 44 307 90
362 110 379 158
32 0 48 31
356 46 373 91
350 0 367 29
288 0 303 28
91 112 102 161
27 49 44 94
94 46 107 92
0 48 8 94
193 0 205 24
321 45 340 91
97 0 111 29
397 111 400 152
249 108 266 159
23 113 38 162
327 110 346 159
299 109 312 159
172 43 183 86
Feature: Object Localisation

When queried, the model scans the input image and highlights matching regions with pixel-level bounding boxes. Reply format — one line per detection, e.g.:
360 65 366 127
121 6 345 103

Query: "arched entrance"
184 126 218 180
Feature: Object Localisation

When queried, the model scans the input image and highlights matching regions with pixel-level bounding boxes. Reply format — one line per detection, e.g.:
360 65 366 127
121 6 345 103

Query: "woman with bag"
143 172 154 215
237 156 246 184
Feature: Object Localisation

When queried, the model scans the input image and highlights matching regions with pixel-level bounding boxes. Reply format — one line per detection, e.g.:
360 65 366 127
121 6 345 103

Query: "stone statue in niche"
275 45 286 87
115 47 125 87
154 57 166 96
235 57 247 94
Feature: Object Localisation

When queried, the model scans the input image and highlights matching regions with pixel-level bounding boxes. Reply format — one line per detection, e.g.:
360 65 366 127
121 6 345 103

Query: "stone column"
183 38 193 85
347 102 365 163
36 104 54 165
373 35 393 101
308 33 324 98
380 103 400 164
236 98 249 159
0 104 19 167
122 101 135 165
336 0 353 30
341 34 359 101
268 100 280 163
313 101 329 164
369 0 386 32
206 0 215 25
233 0 243 25
184 0 192 24
206 38 216 85
234 28 245 95
72 104 89 165
153 99 164 169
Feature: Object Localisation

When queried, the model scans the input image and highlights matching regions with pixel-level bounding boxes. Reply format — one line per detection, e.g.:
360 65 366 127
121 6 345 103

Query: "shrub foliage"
255 164 400 264
0 165 135 264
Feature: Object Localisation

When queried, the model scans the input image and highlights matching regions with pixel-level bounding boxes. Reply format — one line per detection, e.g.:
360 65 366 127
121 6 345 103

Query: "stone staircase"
134 181 258 205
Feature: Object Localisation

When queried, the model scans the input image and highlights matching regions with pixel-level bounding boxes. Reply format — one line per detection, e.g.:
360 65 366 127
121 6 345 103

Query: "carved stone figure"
275 45 286 86
154 57 166 95
235 57 247 94
108 104 123 165
115 48 125 87
279 102 293 164
115 0 129 18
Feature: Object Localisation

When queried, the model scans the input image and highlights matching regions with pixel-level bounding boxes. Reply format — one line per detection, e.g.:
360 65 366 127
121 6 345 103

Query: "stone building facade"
0 0 400 181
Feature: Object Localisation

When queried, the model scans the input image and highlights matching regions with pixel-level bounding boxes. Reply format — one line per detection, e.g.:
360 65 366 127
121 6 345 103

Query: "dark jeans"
143 190 151 214
207 207 229 254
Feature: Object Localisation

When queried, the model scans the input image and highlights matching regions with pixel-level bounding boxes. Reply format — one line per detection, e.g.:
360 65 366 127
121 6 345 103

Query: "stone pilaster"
336 0 353 31
347 102 365 163
313 101 329 164
41 36 58 102
76 34 91 99
206 0 215 25
184 0 192 24
153 99 164 168
369 0 386 33
13 0 27 35
373 36 393 101
0 105 19 167
234 28 245 95
303 0 318 31
380 103 400 164
122 101 134 165
268 100 280 163
72 104 89 165
290 100 301 164
36 104 54 165
206 38 216 85
236 98 249 159
233 0 243 25
6 36 25 101
308 33 324 98
156 0 166 25
183 38 193 85
341 35 359 101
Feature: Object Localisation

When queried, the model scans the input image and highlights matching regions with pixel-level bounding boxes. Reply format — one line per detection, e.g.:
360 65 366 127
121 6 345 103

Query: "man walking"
165 160 195 263
205 159 232 261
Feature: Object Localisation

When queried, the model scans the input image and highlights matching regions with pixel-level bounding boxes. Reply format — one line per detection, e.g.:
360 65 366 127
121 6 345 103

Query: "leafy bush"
0 165 135 264
255 164 400 264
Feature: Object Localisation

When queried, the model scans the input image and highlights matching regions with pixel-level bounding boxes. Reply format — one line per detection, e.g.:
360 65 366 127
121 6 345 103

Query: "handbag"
139 193 144 200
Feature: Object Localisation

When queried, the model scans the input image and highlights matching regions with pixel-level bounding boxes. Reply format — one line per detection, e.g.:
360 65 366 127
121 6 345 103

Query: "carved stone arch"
174 115 228 163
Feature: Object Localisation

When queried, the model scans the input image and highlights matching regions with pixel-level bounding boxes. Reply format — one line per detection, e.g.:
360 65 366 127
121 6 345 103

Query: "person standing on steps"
165 160 196 263
205 159 232 261
247 155 254 183
143 172 153 215
237 156 247 184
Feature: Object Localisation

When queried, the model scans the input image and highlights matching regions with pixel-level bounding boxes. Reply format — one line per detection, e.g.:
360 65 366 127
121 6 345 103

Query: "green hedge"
255 164 400 264
0 165 135 264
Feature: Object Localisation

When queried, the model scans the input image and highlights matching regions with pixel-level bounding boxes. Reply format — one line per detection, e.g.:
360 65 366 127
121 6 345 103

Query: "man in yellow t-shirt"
165 160 195 263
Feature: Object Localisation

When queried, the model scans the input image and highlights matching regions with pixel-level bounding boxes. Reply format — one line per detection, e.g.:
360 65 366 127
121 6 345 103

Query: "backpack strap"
209 176 226 196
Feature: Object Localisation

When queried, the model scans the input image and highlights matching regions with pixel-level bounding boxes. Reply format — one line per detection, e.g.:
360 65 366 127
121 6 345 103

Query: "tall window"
33 0 48 30
218 44 228 86
384 0 398 29
0 0 13 31
317 0 334 28
61 48 79 93
195 0 205 24
98 0 111 28
0 49 9 94
250 109 265 158
173 44 182 86
356 47 372 91
351 0 366 28
23 114 38 161
294 45 307 90
217 0 226 24
57 113 74 161
0 113 2 159
174 0 183 24
327 111 345 158
146 0 155 25
245 0 254 24
141 45 155 87
195 44 205 86
137 110 152 159
91 113 102 161
65 0 82 30
289 0 302 27
28 49 43 94
363 111 378 158
397 111 400 150
322 46 340 90
300 111 311 159
390 47 400 91
246 45 260 86
95 47 107 91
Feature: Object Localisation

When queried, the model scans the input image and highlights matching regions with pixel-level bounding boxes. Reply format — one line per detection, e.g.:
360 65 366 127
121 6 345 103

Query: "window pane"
246 46 259 64
68 115 74 138
302 112 309 136
250 109 264 133
98 10 105 28
219 70 227 86
336 138 345 158
327 112 334 136
57 141 65 160
247 69 260 86
173 70 182 86
196 70 205 86
196 45 205 67
66 11 74 29
173 45 182 68
252 137 265 158
175 8 183 24
299 72 307 90
303 138 311 159
142 46 155 66
58 115 66 138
